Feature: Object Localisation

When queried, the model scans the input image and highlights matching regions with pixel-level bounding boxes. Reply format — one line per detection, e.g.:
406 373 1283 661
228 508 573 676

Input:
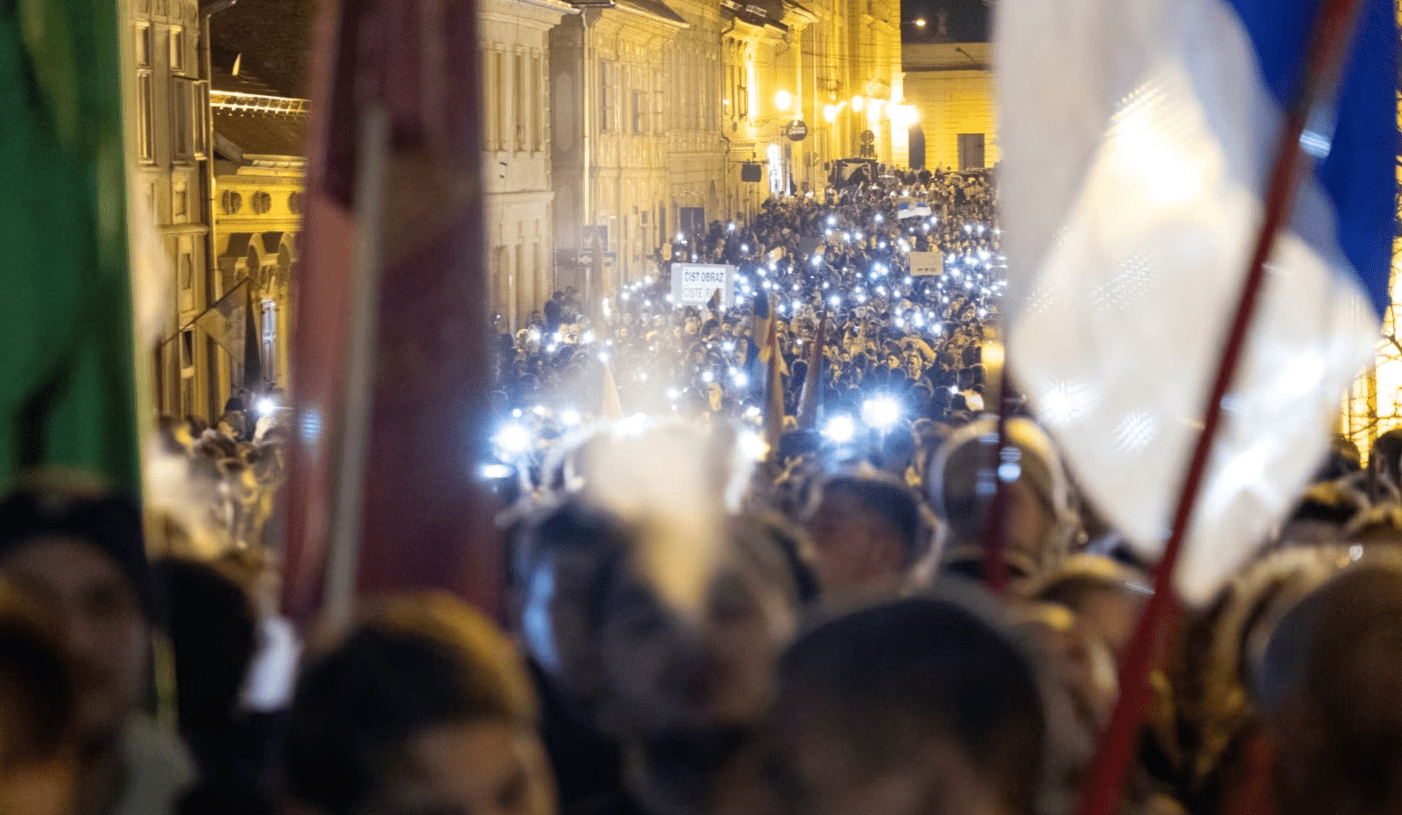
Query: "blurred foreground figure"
763 594 1044 815
0 487 192 815
802 470 924 600
283 593 555 815
0 578 77 815
929 417 1077 589
1256 564 1402 815
514 423 813 815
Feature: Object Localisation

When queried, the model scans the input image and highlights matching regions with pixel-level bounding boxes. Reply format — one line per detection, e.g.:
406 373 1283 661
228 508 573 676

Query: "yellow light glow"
775 90 792 111
914 17 926 27
823 104 837 122
851 95 864 113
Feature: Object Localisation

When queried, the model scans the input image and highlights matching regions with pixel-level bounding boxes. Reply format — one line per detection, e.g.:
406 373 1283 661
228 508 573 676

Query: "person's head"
764 594 1044 815
0 579 77 815
803 474 922 598
0 486 150 747
1255 565 1402 815
594 513 806 735
151 558 255 735
513 501 631 717
1034 555 1149 663
928 418 1073 587
284 593 555 815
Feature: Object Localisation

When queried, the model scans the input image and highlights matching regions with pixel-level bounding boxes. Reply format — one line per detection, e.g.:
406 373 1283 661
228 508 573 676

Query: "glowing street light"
913 17 927 27
851 95 865 113
775 89 792 111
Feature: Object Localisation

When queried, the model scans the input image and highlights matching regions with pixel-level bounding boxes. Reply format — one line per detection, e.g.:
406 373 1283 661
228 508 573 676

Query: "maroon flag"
283 0 498 624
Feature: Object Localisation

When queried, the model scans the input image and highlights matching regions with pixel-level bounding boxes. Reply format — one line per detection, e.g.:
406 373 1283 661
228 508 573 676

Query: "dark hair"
1257 565 1402 813
0 587 74 769
152 559 256 732
0 488 152 618
283 595 536 815
821 478 922 563
778 595 1044 814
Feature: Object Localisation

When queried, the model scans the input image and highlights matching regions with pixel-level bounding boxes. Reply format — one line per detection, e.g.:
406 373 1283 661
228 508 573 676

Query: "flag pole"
1075 1 1369 813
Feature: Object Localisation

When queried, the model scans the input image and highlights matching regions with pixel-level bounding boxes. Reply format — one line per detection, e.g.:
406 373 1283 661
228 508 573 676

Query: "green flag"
0 0 139 492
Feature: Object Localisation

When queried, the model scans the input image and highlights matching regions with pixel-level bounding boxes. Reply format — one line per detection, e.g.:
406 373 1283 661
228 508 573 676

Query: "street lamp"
775 89 792 112
851 94 865 113
913 17 926 27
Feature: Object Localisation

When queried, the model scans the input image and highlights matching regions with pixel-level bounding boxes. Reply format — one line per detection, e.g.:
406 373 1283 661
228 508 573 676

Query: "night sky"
900 0 992 42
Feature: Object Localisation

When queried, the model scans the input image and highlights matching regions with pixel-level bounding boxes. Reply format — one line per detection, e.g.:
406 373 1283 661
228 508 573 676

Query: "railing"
210 91 310 115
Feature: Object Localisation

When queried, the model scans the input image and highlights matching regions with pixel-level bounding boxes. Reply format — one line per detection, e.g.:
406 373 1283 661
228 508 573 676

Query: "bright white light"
738 430 769 461
702 370 715 383
481 463 514 479
560 409 582 427
741 244 749 252
829 295 841 308
775 89 792 111
255 397 277 417
862 396 902 430
728 222 736 232
494 424 532 455
512 409 523 418
733 372 750 388
744 405 761 419
827 215 837 226
822 415 857 444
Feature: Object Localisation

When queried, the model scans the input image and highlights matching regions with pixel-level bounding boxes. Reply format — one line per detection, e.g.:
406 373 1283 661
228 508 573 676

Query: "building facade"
481 0 575 331
901 42 997 171
129 0 217 419
208 62 307 404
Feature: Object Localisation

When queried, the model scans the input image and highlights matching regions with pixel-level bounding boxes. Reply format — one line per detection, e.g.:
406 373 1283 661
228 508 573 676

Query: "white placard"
909 251 945 277
672 263 735 308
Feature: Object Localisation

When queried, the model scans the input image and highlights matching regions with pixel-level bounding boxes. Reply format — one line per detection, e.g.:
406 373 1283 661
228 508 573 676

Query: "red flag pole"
1075 1 1369 813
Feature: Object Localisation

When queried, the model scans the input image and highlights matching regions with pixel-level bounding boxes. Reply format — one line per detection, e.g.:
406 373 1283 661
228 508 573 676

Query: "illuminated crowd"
490 169 1005 485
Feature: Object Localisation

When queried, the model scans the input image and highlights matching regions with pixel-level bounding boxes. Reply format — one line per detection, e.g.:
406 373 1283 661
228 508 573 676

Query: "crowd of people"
6 171 1402 815
490 170 1003 464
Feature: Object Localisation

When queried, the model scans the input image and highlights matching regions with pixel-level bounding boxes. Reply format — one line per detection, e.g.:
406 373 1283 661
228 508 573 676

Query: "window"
173 181 187 220
170 27 185 73
530 55 543 151
135 25 151 66
180 329 195 369
172 78 194 161
632 89 645 134
137 72 154 162
599 61 613 131
480 50 493 147
514 53 526 151
494 52 506 148
958 133 986 170
261 299 278 382
194 81 208 156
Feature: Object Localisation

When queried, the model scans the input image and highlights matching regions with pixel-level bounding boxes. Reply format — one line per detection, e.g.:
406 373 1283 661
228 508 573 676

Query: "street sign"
860 129 875 144
786 119 809 141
